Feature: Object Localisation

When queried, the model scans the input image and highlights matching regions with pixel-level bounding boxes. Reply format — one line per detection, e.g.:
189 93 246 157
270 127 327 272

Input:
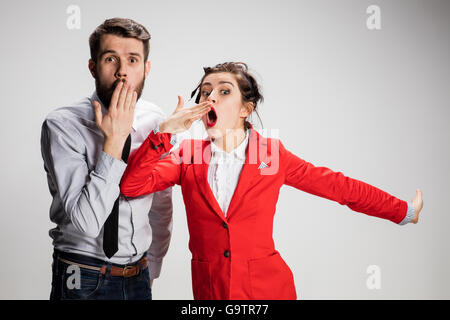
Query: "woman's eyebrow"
219 81 234 87
201 81 234 87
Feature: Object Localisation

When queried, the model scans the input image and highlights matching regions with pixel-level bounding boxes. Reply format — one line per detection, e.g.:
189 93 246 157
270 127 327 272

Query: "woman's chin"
205 127 224 141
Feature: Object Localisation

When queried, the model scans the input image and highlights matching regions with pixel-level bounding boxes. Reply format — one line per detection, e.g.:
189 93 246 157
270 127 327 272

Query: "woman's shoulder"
249 129 284 151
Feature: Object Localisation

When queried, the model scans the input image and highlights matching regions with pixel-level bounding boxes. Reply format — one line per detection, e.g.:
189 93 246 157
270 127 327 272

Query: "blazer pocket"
191 259 212 300
248 251 297 300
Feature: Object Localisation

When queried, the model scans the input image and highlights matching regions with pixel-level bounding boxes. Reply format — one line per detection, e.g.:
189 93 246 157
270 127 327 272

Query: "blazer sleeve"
120 131 182 197
279 141 408 224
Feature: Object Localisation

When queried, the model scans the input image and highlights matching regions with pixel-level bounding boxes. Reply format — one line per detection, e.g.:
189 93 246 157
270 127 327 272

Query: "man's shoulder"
135 98 166 119
133 99 167 135
44 96 94 125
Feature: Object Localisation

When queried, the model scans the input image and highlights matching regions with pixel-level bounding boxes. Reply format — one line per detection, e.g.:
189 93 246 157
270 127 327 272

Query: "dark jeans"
50 249 152 300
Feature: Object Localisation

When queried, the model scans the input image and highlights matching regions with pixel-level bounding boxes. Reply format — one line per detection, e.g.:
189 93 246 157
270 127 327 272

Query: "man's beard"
95 73 145 109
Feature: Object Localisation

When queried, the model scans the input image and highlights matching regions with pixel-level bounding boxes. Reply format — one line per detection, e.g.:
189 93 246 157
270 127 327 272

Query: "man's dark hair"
89 17 151 63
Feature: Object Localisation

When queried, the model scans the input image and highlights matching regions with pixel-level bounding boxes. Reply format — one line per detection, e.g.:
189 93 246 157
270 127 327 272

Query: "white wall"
0 0 449 299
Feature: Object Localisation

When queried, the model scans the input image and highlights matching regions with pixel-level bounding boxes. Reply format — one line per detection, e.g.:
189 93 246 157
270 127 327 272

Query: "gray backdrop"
1 0 449 299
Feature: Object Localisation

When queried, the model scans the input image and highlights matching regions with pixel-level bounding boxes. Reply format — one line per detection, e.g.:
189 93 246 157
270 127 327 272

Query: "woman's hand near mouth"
159 95 211 134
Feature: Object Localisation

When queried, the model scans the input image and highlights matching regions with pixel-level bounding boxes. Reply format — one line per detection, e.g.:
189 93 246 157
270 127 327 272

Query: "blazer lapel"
226 129 268 220
192 140 227 221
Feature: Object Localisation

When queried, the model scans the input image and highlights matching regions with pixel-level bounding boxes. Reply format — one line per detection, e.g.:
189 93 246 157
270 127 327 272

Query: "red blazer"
121 129 408 300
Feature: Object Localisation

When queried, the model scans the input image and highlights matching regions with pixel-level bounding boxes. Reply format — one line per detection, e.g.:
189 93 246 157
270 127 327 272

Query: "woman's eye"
202 90 210 96
221 89 230 95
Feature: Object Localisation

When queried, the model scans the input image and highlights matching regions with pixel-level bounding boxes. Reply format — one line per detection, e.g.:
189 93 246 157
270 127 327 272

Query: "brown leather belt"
59 256 148 278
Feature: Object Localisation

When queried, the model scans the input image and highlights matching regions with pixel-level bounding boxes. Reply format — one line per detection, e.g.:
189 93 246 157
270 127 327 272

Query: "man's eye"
105 57 115 62
130 58 137 63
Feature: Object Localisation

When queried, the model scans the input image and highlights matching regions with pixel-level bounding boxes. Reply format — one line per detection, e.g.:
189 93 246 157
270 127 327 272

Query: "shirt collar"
90 91 139 132
210 129 249 161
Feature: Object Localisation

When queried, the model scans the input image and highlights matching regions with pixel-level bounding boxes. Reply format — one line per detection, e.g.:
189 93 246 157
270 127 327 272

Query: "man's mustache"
95 74 144 109
110 79 125 91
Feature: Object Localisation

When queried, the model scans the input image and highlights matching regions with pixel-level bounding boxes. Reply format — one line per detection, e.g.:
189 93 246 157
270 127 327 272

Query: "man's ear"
144 60 151 78
88 59 96 79
240 102 254 118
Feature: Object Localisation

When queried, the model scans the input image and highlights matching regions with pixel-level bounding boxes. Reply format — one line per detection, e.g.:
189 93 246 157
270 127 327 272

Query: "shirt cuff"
148 130 175 153
153 124 177 146
170 134 177 146
94 151 127 185
398 202 416 225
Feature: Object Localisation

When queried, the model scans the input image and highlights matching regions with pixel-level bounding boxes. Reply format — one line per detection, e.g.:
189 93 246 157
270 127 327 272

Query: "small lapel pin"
258 161 269 169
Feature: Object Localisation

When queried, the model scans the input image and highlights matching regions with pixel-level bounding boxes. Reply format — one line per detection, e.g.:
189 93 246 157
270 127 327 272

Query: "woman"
120 62 423 300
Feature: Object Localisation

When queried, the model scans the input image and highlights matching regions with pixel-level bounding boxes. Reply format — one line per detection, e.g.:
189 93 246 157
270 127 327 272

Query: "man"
41 18 175 300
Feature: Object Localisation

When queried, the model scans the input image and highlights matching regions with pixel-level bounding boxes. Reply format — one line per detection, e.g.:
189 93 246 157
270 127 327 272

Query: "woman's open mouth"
206 107 217 127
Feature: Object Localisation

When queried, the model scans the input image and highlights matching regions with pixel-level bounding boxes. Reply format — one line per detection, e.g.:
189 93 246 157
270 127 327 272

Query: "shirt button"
222 222 228 229
224 250 230 258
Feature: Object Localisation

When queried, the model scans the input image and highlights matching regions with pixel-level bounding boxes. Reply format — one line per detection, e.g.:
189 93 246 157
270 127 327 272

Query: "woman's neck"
211 127 247 153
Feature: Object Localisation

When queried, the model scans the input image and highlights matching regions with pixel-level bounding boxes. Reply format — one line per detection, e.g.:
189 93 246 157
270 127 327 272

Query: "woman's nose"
207 90 217 103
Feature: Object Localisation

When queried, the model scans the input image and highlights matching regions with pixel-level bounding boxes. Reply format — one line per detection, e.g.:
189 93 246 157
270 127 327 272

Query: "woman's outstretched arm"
279 141 423 224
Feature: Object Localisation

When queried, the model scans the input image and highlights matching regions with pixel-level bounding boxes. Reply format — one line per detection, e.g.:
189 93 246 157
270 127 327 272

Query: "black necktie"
103 134 131 259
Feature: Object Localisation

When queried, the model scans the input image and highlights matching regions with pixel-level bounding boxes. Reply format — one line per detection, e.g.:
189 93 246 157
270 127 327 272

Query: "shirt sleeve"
146 187 173 279
41 118 127 237
279 141 408 224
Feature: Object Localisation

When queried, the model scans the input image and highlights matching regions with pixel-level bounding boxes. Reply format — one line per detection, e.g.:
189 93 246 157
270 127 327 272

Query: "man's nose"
115 61 127 79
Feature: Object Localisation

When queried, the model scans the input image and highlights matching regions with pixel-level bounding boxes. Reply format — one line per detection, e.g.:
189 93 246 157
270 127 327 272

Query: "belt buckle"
122 266 134 278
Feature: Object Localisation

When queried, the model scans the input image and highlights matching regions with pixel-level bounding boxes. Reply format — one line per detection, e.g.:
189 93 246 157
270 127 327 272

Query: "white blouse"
207 130 250 217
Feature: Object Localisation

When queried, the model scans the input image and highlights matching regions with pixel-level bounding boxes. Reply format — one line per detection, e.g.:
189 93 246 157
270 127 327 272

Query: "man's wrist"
103 137 127 160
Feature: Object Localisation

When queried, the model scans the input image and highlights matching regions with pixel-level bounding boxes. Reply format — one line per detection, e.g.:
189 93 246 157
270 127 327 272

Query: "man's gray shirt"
40 91 173 279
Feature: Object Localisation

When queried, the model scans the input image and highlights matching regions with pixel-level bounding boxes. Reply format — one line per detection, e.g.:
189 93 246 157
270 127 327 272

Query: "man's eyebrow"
99 49 142 58
99 49 117 57
128 52 142 58
201 81 235 87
